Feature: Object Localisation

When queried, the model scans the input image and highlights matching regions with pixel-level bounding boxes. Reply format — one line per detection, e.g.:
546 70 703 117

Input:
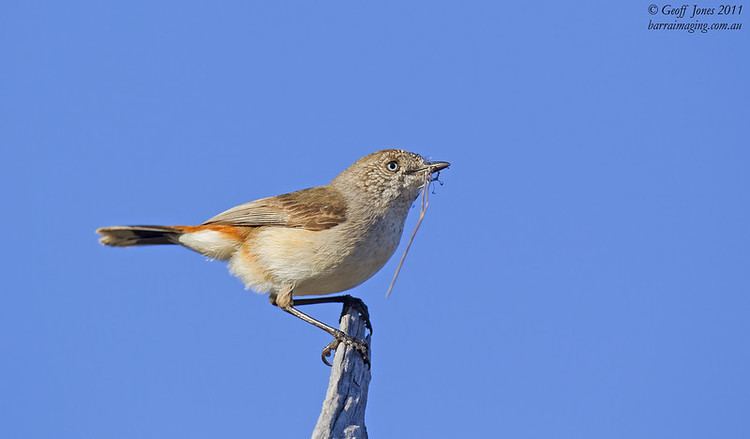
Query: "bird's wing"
202 186 347 231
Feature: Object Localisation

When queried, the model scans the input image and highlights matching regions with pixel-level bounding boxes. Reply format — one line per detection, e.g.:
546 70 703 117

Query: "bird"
97 149 449 364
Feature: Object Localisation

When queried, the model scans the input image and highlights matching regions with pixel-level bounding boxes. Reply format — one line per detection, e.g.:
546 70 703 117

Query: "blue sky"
2 1 748 438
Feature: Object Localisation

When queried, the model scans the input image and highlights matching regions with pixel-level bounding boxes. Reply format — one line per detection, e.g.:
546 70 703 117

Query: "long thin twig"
385 173 431 298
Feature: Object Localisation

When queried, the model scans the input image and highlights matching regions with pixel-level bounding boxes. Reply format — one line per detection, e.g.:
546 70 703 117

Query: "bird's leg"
291 295 372 334
282 306 369 366
270 292 370 367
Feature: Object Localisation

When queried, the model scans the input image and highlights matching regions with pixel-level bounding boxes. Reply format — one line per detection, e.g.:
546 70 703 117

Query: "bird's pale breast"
228 209 406 296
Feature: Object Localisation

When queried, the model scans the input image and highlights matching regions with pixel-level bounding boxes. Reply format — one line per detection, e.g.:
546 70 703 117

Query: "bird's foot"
339 295 373 334
321 330 370 367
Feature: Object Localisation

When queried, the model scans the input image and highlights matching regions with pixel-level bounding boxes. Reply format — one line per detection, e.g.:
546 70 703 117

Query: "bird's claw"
321 331 370 367
339 296 373 334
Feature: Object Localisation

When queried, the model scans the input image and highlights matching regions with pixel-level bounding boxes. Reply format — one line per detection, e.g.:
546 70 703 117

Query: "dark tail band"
96 225 183 247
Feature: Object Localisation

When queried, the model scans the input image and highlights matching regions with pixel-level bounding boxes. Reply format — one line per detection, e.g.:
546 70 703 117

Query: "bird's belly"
243 219 404 296
293 258 387 295
296 223 402 295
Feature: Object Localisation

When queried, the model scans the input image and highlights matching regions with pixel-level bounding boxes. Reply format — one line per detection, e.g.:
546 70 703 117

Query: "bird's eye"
386 161 399 172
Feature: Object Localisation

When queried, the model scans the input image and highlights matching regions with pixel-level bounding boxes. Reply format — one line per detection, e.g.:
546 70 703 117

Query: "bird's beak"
427 161 450 173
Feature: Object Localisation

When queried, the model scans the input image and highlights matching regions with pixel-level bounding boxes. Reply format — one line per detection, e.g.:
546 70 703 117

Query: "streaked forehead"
369 149 424 162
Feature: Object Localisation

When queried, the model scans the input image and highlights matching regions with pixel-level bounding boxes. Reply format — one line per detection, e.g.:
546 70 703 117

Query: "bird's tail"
96 225 184 247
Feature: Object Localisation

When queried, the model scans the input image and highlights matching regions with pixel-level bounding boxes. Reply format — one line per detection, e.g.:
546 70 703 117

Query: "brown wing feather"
203 186 347 231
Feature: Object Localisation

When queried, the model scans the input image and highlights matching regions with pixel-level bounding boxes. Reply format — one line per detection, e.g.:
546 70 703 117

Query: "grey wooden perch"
312 306 372 439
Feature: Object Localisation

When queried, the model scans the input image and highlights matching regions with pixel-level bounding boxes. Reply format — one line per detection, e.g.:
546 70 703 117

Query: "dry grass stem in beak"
386 170 432 298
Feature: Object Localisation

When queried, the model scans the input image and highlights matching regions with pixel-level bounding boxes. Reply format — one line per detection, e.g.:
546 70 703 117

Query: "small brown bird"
97 149 449 364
